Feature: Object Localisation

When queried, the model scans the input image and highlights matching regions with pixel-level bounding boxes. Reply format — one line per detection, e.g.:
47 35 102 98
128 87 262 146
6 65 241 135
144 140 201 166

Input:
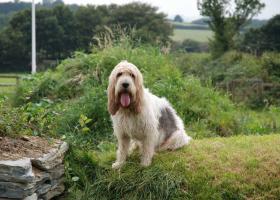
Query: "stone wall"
0 140 68 200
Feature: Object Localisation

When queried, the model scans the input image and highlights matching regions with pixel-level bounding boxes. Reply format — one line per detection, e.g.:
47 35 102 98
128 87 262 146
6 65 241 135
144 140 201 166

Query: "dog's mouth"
119 92 131 107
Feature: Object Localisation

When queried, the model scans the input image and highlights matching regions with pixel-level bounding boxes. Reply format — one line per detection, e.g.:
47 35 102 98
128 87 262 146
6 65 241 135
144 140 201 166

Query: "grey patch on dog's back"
158 107 178 140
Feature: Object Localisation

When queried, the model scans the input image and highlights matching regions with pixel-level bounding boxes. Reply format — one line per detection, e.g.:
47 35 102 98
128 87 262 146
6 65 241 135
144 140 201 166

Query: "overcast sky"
1 0 279 21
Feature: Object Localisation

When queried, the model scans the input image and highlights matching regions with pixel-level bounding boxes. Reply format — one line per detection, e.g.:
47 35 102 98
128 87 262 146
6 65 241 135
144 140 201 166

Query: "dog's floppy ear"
133 68 144 114
107 72 119 115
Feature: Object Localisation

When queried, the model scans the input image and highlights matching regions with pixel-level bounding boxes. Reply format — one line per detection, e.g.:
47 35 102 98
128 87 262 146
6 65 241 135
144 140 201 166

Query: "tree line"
0 3 172 72
0 0 279 72
198 0 280 57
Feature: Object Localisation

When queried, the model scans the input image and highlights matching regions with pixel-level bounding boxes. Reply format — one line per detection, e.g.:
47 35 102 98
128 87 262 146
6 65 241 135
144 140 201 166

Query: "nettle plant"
77 114 93 134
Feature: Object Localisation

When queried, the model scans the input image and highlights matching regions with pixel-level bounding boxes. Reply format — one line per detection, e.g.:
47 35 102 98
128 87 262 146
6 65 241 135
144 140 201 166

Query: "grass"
66 134 280 199
0 74 19 94
172 29 213 42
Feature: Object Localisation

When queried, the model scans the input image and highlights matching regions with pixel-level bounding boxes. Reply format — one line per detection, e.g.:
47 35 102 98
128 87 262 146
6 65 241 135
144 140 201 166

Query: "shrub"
175 51 280 107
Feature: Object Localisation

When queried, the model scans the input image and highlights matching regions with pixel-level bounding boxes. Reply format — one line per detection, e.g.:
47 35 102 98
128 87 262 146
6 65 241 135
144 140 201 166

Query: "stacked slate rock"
0 141 68 200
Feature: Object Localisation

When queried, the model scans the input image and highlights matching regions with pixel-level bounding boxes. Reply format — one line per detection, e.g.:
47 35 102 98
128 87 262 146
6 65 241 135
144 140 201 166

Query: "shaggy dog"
108 61 191 169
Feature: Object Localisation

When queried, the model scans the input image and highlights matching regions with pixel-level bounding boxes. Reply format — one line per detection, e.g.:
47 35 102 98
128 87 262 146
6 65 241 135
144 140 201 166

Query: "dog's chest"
115 113 147 139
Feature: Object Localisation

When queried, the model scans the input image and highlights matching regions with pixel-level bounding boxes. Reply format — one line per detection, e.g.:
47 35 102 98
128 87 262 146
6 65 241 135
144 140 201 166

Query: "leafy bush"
171 39 209 52
0 97 59 137
175 51 280 107
262 52 280 82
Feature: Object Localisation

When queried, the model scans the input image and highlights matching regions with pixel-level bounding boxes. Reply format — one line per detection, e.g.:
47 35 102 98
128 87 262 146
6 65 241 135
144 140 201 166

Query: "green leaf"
80 114 87 121
79 118 84 127
72 176 79 182
82 127 90 133
85 118 92 124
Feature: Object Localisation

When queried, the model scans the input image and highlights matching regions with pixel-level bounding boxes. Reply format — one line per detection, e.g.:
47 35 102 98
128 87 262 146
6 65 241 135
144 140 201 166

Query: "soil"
0 136 59 161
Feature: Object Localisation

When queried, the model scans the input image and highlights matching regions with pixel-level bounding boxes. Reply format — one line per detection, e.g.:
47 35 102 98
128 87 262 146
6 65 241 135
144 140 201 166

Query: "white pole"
31 0 36 74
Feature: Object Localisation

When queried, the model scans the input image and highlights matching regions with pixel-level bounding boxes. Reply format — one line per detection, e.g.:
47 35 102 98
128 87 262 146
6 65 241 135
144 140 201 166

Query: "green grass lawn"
172 29 213 42
67 134 280 199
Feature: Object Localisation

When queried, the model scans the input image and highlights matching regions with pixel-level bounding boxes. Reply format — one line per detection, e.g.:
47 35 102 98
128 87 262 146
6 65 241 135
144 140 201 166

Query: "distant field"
0 74 19 94
171 21 208 28
172 29 213 42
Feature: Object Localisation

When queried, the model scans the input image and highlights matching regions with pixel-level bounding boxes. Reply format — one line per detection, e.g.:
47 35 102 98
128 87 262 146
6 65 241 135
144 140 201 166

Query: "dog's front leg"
140 136 155 167
112 134 130 169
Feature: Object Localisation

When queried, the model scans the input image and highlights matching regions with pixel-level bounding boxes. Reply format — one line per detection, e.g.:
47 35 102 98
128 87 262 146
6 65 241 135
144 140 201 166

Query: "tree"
0 2 174 72
174 15 183 22
198 0 265 57
261 15 280 51
0 10 31 71
75 5 109 51
0 27 31 71
53 5 78 56
0 6 76 71
241 14 280 55
108 3 173 45
75 3 173 50
36 9 64 58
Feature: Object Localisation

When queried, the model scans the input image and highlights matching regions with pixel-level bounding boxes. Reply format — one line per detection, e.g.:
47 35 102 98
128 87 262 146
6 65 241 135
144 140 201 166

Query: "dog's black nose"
122 82 129 88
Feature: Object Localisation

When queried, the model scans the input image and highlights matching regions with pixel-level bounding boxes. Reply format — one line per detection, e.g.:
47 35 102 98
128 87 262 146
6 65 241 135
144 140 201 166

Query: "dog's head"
107 61 144 115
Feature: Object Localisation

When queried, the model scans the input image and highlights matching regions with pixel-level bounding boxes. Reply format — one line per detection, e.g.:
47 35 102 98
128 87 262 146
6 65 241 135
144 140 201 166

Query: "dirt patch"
0 136 60 161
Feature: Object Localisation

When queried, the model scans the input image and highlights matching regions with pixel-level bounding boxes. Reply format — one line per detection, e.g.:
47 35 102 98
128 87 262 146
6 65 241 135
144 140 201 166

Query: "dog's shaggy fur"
108 61 191 169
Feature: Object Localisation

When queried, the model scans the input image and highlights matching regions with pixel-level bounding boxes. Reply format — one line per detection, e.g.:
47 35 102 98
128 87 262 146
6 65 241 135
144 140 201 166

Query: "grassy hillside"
4 44 279 140
66 134 280 199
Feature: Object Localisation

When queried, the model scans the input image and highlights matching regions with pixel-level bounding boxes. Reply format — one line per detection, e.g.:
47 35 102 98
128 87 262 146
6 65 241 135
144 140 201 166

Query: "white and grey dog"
107 61 191 169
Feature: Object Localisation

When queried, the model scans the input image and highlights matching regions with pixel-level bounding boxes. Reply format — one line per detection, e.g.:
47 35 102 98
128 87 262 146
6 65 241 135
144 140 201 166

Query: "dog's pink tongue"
120 93 131 107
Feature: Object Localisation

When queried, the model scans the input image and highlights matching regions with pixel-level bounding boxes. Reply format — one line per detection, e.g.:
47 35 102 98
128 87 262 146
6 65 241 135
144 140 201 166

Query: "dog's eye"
117 72 122 77
130 73 135 79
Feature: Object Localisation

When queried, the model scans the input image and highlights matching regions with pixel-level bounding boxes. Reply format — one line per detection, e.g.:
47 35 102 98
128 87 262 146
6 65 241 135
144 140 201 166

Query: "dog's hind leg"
159 130 192 151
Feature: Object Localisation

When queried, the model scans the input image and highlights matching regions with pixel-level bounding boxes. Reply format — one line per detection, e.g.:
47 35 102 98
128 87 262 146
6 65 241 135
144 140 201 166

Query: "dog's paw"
140 159 152 167
112 162 124 170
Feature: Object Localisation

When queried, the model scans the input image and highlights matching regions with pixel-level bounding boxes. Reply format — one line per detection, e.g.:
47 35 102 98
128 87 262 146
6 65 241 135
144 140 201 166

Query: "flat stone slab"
0 136 68 199
24 193 38 200
32 142 69 171
0 181 36 199
0 158 35 183
40 182 65 200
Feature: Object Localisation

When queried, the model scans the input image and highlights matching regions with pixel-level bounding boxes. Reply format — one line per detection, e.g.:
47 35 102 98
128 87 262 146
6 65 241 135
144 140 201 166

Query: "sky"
1 0 279 21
